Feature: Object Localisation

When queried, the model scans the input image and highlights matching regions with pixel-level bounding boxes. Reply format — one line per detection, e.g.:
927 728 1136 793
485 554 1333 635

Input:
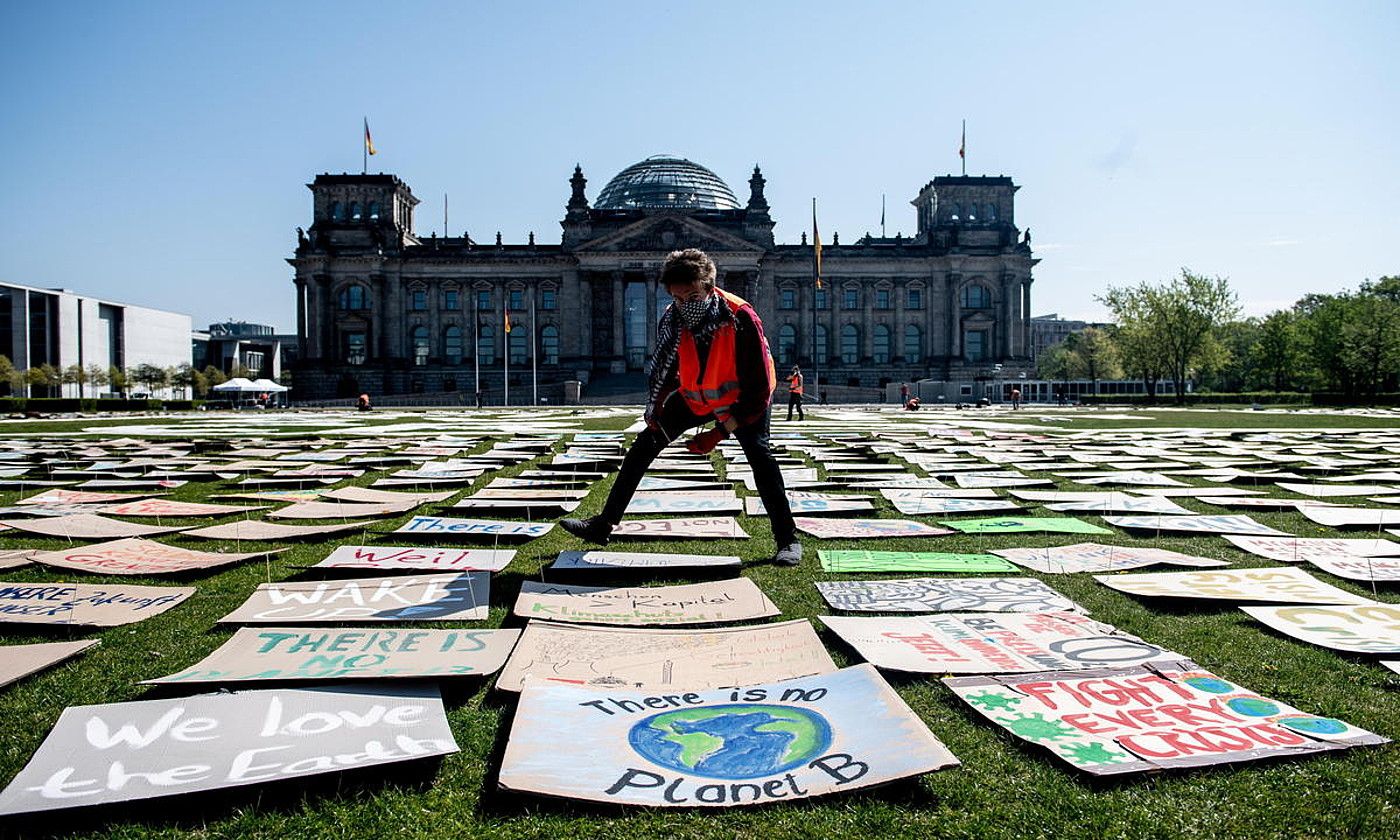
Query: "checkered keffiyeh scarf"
644 292 732 424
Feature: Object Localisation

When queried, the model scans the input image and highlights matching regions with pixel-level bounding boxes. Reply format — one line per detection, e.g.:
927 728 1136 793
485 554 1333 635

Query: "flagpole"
811 197 820 402
961 119 966 176
362 117 367 175
530 292 538 406
444 194 448 238
881 194 886 238
504 306 510 408
473 292 480 405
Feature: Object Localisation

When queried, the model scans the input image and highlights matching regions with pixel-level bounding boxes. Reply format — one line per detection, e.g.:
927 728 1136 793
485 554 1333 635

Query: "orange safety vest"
677 289 775 416
788 373 803 395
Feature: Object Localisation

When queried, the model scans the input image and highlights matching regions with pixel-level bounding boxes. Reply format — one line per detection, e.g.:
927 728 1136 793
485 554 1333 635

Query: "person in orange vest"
560 248 801 566
785 365 804 421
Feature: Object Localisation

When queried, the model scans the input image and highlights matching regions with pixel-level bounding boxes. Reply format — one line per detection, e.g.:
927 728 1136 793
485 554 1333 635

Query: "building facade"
0 281 192 393
289 156 1037 400
192 321 298 380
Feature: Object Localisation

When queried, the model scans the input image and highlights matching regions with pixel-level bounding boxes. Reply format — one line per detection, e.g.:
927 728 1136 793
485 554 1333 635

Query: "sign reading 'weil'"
0 685 458 815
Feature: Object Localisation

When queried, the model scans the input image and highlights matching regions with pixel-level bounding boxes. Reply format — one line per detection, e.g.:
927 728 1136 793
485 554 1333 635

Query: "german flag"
364 118 377 156
504 307 512 334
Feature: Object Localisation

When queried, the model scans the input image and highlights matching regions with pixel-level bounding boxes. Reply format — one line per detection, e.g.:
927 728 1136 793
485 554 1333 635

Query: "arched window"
509 325 528 365
444 326 463 365
368 202 380 221
873 324 891 364
541 325 559 365
961 284 991 309
477 326 495 365
840 324 860 365
350 202 362 221
814 324 829 364
966 204 977 222
777 324 797 366
985 203 997 221
411 326 429 366
904 324 922 363
342 332 366 365
337 285 368 311
329 201 344 221
949 203 961 222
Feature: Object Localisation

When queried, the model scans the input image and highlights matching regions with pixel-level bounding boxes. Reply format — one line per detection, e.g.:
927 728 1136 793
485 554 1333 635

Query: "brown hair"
660 248 717 289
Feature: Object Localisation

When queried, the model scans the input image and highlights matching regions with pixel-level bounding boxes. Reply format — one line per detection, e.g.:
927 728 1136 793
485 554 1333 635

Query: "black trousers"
786 392 804 421
599 394 797 546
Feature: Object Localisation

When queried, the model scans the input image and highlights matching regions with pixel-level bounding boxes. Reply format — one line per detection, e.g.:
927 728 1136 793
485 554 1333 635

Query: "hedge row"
0 398 200 414
1077 392 1312 406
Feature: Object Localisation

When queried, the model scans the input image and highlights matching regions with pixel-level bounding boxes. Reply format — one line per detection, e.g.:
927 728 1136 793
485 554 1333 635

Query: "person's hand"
686 426 727 455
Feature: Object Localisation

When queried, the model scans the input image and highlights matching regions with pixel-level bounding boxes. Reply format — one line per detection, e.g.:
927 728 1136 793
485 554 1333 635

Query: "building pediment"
573 213 764 255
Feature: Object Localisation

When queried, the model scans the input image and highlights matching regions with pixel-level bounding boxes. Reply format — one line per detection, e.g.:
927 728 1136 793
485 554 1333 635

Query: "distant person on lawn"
786 365 805 421
560 248 802 566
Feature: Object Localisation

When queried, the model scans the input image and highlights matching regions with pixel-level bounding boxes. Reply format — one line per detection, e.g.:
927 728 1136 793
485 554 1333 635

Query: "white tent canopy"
211 377 258 393
250 378 289 393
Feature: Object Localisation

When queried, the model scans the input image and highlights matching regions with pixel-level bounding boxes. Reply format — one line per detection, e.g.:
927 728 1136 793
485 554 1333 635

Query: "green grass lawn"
0 407 1397 839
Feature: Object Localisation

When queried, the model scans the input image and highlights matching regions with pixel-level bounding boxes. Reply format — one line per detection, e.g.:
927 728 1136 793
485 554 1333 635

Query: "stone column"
294 278 308 358
315 275 333 360
371 274 388 360
1022 280 1033 359
947 273 962 357
610 270 625 364
1000 274 1014 358
645 278 658 346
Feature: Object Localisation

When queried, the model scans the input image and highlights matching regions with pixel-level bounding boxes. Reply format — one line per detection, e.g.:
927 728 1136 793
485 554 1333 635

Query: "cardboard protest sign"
1302 554 1400 582
499 664 957 806
945 661 1387 775
314 545 515 574
1382 661 1400 674
940 517 1112 535
954 473 1053 489
0 684 458 815
817 578 1078 613
268 501 417 520
1093 567 1374 605
0 640 99 689
319 487 457 505
551 550 742 570
0 549 36 570
0 581 194 626
888 497 1024 516
217 489 326 503
1073 471 1186 487
1043 494 1193 515
992 543 1229 574
451 498 581 516
794 517 952 539
147 627 521 684
18 489 158 506
1223 535 1400 563
625 494 744 515
467 488 589 500
821 612 1180 673
496 619 836 692
98 500 262 518
1104 514 1287 537
1300 506 1400 528
818 551 1017 574
29 538 280 576
1239 604 1400 653
1276 482 1400 498
182 520 369 541
611 518 750 539
744 496 875 516
394 516 554 540
220 573 488 623
0 514 185 540
636 477 732 492
513 579 779 625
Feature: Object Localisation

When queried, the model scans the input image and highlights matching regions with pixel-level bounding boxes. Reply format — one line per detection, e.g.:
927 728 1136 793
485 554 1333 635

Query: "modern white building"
0 281 192 379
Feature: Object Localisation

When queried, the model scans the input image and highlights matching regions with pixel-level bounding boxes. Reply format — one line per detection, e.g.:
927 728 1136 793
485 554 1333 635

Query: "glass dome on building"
595 155 741 211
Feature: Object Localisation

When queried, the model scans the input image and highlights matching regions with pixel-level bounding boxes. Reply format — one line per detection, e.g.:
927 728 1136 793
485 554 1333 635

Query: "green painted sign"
818 550 1019 573
939 517 1111 535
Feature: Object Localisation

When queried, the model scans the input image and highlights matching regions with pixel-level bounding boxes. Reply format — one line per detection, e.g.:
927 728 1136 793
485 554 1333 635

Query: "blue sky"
1 1 1396 329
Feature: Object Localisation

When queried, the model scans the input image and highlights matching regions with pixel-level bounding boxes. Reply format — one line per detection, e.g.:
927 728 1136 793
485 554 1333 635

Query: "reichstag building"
289 155 1036 400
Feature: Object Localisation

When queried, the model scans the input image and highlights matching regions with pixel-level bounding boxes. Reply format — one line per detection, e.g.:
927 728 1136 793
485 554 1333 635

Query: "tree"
108 366 129 398
129 363 169 397
170 363 195 399
25 364 61 398
1100 269 1239 404
1251 310 1304 392
86 364 109 397
62 364 89 399
1069 327 1122 392
1199 318 1260 392
0 356 20 397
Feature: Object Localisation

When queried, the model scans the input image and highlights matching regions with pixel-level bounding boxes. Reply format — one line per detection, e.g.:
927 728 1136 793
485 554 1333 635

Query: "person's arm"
643 306 681 428
720 307 775 431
